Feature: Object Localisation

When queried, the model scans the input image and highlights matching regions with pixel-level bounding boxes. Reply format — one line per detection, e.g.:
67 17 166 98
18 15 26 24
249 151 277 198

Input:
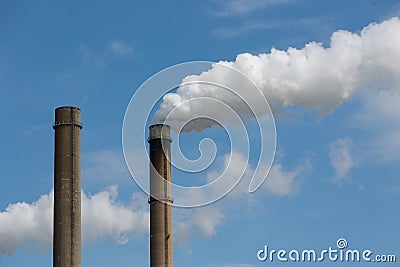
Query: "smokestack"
53 106 82 267
148 124 174 267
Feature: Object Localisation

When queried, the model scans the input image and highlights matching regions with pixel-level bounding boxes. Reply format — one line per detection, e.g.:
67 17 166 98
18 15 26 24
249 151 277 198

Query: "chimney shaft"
53 106 82 267
148 124 174 267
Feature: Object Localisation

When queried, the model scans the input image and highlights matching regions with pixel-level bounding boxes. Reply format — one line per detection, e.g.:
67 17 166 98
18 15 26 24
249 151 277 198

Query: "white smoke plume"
0 187 149 255
154 17 400 132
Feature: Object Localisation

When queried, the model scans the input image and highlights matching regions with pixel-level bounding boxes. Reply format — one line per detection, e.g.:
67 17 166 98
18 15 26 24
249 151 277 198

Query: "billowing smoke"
154 17 400 132
0 187 148 255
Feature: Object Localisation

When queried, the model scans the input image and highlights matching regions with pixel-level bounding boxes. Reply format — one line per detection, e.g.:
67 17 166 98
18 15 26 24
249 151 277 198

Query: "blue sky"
1 0 400 266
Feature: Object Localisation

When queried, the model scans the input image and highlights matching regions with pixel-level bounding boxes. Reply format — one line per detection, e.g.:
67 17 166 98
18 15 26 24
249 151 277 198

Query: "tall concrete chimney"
53 106 82 267
148 124 174 267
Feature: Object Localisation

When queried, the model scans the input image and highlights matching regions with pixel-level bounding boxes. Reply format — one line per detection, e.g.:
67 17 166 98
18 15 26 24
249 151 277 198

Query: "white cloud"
108 40 134 57
264 161 311 195
174 206 223 245
174 151 311 244
0 193 53 255
329 137 355 185
154 17 400 132
0 187 149 255
82 186 148 244
206 151 311 197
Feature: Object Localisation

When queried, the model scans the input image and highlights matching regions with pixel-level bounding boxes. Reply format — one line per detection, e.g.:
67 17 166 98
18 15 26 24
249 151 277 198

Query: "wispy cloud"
108 40 134 57
80 43 106 68
264 160 311 195
212 17 327 38
383 2 400 19
174 206 223 245
329 137 355 185
350 91 400 163
212 21 279 38
174 151 311 244
80 40 134 68
203 151 311 198
82 150 132 184
22 123 49 136
213 0 296 16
